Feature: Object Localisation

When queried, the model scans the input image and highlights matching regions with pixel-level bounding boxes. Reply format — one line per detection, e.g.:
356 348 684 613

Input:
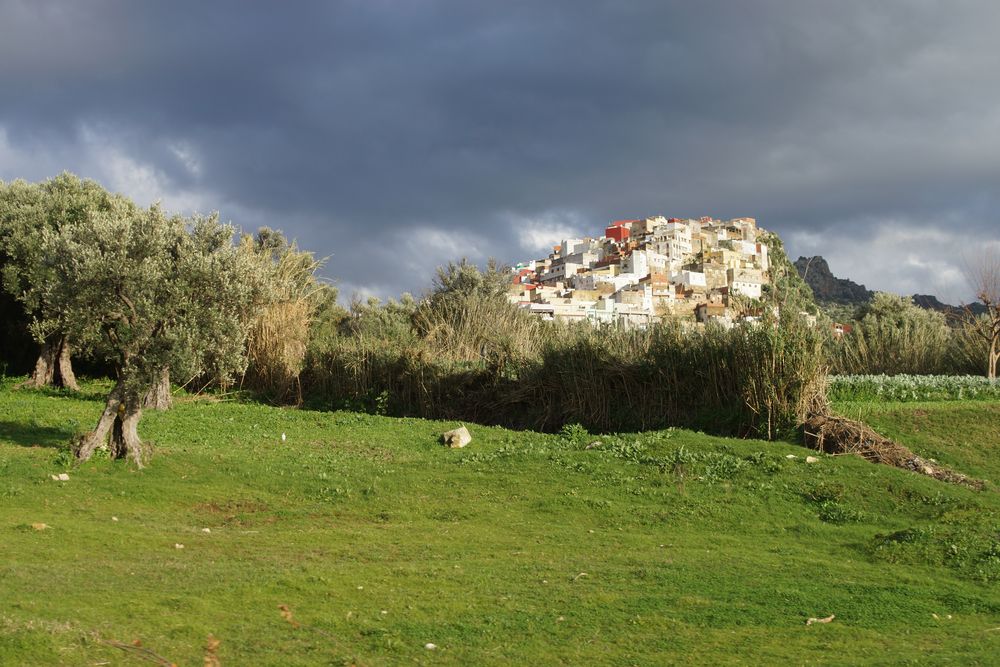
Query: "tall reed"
304 310 826 439
243 238 326 403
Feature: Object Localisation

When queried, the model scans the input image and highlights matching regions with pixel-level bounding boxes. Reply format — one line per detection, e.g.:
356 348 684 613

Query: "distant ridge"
793 255 985 317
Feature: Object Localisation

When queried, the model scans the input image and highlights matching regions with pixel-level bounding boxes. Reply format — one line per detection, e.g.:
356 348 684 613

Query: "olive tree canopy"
0 173 120 389
35 198 272 466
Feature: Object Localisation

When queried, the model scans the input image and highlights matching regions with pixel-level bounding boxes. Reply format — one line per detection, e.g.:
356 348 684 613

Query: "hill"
1 379 999 665
794 255 986 317
792 256 872 305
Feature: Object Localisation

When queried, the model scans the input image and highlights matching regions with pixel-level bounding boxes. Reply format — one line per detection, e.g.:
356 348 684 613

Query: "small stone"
557 616 565 622
52 473 70 481
357 585 364 590
922 466 935 475
281 433 286 442
441 426 472 448
111 516 119 522
805 456 819 464
381 610 388 615
424 643 437 650
174 543 185 549
202 528 211 533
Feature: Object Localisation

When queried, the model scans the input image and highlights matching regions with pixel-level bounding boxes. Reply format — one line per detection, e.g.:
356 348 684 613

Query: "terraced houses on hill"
509 216 772 327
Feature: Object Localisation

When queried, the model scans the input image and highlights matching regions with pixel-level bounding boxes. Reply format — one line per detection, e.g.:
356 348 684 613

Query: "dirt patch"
803 413 985 490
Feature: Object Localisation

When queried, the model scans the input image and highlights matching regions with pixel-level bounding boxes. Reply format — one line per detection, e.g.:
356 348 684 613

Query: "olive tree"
35 199 271 466
0 174 120 389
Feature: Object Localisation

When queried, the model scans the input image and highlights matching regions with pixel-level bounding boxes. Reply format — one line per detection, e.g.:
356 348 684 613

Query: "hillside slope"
1 380 998 665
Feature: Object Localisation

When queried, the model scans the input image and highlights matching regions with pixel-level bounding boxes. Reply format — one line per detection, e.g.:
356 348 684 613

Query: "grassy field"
1 378 999 665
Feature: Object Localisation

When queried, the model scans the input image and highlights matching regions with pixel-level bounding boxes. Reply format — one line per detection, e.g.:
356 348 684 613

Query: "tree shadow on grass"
0 420 76 449
18 384 109 403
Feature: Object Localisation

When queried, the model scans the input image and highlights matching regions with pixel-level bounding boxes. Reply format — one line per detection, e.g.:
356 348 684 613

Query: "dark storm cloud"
1 0 998 301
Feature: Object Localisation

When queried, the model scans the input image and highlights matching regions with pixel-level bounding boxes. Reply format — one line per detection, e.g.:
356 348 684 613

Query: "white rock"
174 543 185 549
281 433 286 442
805 456 820 464
441 426 472 449
112 516 119 522
424 643 437 650
202 528 211 533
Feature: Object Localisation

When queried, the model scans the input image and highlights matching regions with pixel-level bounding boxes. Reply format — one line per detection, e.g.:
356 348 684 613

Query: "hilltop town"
510 216 772 326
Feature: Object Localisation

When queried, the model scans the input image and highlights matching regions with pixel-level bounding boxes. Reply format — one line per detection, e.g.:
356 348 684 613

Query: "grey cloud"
1 1 998 300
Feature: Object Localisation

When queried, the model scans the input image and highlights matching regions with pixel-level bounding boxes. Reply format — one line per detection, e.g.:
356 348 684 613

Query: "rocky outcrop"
793 256 872 305
794 256 986 317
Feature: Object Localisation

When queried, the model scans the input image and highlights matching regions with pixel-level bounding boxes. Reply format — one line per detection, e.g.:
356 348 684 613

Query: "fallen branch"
806 614 835 626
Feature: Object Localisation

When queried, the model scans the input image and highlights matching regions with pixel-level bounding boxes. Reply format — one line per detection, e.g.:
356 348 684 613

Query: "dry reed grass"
243 240 326 403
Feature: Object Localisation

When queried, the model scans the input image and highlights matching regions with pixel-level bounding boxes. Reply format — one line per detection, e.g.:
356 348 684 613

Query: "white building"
671 270 707 288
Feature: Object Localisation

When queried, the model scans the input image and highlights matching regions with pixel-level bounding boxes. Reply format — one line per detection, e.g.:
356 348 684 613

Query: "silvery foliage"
0 174 118 324
34 197 273 396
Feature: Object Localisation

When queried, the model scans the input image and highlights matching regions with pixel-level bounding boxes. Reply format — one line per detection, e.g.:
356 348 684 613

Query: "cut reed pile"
802 413 985 489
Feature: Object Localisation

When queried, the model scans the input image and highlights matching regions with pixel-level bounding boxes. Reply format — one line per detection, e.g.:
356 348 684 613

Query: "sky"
1 1 998 303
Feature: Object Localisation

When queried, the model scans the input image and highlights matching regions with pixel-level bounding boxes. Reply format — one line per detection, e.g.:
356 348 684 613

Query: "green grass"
1 378 999 666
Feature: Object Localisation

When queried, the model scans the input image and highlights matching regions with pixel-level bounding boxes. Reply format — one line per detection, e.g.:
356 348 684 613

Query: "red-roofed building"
605 219 637 243
512 267 535 285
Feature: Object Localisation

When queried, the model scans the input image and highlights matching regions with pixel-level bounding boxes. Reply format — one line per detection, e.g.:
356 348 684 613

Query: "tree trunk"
989 336 998 380
75 384 147 468
21 335 79 390
142 367 172 410
23 340 57 388
56 337 80 390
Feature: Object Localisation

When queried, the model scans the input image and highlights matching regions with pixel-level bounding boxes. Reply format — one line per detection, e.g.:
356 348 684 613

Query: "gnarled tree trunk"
56 337 79 390
21 335 80 390
142 367 172 410
75 383 147 468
